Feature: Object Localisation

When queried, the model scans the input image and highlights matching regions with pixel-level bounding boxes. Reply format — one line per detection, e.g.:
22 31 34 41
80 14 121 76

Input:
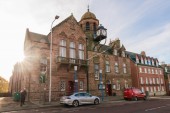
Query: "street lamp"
49 15 59 102
86 37 89 92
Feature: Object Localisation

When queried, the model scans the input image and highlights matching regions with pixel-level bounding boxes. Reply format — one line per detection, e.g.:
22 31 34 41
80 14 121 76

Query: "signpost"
74 66 78 93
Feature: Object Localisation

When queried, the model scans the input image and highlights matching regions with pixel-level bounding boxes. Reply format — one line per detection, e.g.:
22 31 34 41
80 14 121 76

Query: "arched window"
70 42 76 63
86 22 90 30
93 23 96 33
78 43 84 60
59 40 66 57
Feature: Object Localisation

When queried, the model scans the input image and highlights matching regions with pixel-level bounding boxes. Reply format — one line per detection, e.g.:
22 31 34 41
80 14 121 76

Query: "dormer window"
165 67 168 72
141 57 144 64
148 59 151 65
136 56 139 63
114 49 117 56
122 51 125 57
156 61 159 67
145 58 147 64
152 59 155 66
86 22 90 30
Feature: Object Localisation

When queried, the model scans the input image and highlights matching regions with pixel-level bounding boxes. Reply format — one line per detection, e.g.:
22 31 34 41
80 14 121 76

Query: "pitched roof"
48 14 81 36
126 51 159 65
29 31 48 43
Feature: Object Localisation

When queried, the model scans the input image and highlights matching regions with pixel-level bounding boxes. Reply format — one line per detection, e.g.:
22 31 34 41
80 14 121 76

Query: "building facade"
161 63 170 95
9 9 134 101
126 51 166 96
0 76 9 94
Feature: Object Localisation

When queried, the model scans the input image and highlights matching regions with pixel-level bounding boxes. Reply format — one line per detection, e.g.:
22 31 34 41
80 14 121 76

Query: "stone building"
9 9 132 101
161 63 170 95
0 76 9 93
126 51 166 96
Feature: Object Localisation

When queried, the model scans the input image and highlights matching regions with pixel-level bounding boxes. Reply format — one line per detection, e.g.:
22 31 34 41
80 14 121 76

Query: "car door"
84 93 93 104
136 89 144 98
78 93 86 104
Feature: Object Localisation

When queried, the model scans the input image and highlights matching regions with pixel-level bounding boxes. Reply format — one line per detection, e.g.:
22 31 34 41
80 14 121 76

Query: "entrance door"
106 84 112 96
68 81 74 95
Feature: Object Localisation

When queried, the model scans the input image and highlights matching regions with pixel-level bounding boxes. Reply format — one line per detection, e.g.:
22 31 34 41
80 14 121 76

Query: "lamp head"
55 15 59 19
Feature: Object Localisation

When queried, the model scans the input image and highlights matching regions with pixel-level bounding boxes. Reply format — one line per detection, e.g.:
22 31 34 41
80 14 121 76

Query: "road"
2 98 170 113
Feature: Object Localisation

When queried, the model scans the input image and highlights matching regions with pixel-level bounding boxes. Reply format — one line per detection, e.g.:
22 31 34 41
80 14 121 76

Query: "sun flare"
15 53 25 63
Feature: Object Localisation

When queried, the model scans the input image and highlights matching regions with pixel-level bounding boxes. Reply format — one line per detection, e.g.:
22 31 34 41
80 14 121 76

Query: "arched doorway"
106 80 112 96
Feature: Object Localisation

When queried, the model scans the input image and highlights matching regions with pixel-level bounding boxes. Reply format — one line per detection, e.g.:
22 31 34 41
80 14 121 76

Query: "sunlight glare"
16 53 25 63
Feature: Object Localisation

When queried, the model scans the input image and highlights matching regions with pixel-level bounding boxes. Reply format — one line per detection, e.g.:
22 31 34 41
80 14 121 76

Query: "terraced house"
161 63 170 95
126 51 166 96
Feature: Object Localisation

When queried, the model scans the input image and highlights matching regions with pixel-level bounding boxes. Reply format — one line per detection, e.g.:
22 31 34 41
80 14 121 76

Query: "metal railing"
56 56 87 66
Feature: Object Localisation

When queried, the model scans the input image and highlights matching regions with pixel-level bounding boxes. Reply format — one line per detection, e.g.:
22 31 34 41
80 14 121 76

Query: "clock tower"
79 8 99 50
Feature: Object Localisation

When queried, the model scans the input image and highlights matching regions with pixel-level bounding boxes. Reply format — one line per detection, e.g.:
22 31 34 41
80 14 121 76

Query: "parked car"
60 92 100 107
124 88 147 101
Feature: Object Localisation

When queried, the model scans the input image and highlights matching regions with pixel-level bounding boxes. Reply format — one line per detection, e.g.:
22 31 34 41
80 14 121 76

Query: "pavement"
0 96 124 112
0 95 169 112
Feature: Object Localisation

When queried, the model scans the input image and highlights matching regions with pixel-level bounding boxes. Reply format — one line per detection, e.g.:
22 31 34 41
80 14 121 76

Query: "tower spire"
87 5 89 12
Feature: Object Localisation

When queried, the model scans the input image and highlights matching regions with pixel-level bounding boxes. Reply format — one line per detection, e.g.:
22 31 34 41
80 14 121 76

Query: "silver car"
60 92 100 107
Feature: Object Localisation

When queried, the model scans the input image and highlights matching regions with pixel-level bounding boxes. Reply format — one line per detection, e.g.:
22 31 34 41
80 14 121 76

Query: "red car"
124 88 147 101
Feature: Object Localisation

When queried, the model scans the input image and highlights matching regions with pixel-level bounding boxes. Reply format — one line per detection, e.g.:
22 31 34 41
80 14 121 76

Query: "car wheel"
72 100 79 107
94 99 99 105
133 96 138 101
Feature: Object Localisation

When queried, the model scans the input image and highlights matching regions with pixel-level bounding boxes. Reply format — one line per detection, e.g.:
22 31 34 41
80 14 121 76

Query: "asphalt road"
2 98 170 113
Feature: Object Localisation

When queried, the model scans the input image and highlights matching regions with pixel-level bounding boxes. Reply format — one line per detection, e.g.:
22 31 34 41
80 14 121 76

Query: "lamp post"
99 69 104 101
86 37 89 93
74 66 78 93
49 15 59 102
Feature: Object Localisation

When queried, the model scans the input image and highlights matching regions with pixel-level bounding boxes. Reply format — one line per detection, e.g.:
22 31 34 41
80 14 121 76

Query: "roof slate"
29 31 48 43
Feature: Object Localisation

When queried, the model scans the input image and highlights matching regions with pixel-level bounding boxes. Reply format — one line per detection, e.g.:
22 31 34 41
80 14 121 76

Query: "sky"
0 0 170 81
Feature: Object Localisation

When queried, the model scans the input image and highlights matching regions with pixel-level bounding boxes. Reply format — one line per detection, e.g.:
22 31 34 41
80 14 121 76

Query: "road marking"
145 106 167 111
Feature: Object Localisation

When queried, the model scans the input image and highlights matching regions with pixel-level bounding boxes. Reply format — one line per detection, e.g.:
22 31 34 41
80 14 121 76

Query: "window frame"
59 39 66 57
94 64 99 80
105 61 110 73
78 43 84 60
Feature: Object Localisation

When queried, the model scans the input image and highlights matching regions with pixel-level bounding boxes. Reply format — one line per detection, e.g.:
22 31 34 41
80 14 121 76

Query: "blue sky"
0 0 170 81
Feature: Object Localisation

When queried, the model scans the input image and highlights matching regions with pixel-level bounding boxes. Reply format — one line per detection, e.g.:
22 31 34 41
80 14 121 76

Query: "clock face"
102 30 106 36
96 30 100 36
